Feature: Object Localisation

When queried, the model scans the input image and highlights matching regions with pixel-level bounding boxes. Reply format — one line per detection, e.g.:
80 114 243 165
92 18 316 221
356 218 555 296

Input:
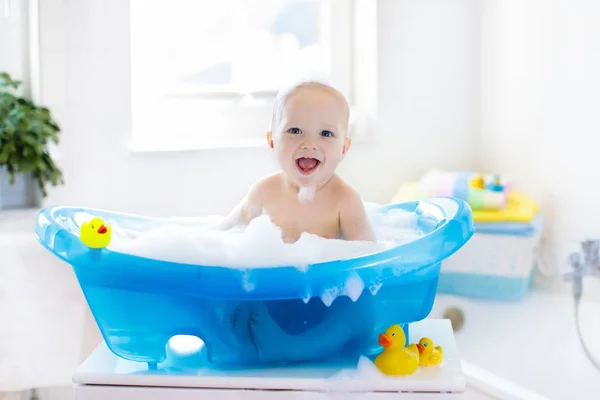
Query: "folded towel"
475 216 543 237
471 191 540 223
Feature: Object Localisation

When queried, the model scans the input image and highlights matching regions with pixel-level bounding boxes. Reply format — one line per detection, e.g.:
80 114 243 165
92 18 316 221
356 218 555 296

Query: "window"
129 0 375 152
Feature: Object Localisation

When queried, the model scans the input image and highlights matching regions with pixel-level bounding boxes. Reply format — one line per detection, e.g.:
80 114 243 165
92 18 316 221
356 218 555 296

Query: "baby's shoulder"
330 175 362 207
248 172 284 200
254 172 284 191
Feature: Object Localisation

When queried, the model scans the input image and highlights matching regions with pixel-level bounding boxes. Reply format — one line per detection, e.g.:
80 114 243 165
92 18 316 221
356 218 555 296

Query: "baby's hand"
339 188 376 242
218 181 264 230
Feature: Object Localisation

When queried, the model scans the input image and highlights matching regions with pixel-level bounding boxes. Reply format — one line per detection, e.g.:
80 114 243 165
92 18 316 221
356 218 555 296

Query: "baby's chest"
265 203 340 240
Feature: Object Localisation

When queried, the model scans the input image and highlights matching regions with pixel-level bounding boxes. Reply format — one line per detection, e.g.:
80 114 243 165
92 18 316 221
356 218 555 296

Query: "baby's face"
269 86 350 188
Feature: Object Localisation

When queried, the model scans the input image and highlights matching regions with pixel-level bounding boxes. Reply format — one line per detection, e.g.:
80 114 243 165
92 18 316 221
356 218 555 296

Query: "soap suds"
297 185 316 202
105 202 422 269
241 270 256 292
368 282 383 296
342 272 364 302
324 355 397 393
320 286 341 307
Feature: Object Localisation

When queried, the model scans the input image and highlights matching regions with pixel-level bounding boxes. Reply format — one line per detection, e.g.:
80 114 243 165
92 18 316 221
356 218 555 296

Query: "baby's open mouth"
295 157 321 175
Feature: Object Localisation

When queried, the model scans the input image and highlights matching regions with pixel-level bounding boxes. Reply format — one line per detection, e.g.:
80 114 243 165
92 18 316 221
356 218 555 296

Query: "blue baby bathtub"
34 197 474 368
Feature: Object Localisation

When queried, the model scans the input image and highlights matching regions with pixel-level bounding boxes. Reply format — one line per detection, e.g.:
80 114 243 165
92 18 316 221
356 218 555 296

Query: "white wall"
480 0 600 289
0 0 30 93
38 0 480 217
338 0 480 199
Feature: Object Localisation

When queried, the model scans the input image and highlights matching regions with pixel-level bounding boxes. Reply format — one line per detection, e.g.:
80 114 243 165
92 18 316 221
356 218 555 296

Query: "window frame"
28 0 378 154
128 0 377 153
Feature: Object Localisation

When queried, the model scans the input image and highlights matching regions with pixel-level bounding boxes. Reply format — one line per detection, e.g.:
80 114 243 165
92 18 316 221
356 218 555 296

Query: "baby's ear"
266 131 274 149
342 137 352 155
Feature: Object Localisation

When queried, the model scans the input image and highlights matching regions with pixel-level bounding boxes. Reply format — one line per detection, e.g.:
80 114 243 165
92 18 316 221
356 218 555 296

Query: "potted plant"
0 72 64 209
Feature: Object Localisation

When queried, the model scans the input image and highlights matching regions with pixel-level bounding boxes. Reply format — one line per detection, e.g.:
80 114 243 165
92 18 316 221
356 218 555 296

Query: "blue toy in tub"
34 197 474 368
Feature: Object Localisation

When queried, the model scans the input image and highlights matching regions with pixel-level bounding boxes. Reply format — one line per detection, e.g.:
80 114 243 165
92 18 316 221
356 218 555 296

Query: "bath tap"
564 239 600 371
565 240 600 299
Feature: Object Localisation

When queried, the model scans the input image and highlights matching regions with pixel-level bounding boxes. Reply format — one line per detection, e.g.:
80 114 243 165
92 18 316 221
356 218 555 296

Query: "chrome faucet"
564 239 600 370
564 239 600 297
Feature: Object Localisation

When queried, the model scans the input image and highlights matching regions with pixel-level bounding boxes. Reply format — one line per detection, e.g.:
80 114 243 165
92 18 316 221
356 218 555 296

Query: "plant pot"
0 168 39 210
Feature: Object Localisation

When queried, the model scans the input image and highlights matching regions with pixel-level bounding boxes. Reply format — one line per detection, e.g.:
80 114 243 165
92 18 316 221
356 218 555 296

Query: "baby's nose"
301 139 318 150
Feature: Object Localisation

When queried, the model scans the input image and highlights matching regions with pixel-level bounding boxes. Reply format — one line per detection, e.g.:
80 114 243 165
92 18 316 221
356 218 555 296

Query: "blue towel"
475 216 542 237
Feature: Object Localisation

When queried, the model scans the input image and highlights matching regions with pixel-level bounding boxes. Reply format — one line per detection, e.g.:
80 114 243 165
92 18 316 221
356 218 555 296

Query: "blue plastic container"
34 197 474 367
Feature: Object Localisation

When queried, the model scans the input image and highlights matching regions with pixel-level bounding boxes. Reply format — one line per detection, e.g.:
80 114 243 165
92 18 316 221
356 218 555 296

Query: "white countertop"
430 290 600 399
0 207 40 233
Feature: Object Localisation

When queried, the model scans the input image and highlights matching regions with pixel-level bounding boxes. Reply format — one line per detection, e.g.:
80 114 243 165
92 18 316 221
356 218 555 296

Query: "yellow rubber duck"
80 217 112 248
416 337 444 367
374 324 420 376
469 174 485 189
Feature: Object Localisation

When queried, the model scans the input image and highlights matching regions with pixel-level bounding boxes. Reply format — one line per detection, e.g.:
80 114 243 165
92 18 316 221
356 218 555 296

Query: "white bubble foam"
324 355 393 393
297 185 316 202
343 272 364 302
241 271 255 292
108 203 423 270
320 286 340 307
368 282 383 296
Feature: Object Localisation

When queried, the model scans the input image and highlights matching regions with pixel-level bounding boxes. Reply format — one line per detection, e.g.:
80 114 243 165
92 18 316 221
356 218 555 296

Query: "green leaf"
0 72 21 89
0 71 63 197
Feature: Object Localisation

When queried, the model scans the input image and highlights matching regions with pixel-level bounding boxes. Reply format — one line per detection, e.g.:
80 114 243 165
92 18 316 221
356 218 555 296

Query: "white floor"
1 386 497 400
0 388 72 400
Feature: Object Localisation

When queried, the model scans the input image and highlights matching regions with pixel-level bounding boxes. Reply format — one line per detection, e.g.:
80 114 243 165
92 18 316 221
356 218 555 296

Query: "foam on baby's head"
270 74 350 134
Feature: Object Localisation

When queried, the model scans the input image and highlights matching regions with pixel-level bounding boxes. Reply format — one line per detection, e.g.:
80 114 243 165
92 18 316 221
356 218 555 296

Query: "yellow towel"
472 191 539 223
392 182 539 223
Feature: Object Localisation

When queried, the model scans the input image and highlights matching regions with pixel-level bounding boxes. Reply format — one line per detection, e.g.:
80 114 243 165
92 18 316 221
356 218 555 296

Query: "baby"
219 79 376 364
221 79 375 244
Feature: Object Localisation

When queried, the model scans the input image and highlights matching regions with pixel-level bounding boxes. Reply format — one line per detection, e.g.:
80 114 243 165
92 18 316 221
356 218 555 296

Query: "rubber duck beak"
97 225 108 234
417 344 425 353
378 334 392 348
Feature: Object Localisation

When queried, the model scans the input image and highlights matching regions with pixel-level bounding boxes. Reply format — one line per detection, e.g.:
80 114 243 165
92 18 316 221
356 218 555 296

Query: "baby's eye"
288 127 302 134
320 130 333 137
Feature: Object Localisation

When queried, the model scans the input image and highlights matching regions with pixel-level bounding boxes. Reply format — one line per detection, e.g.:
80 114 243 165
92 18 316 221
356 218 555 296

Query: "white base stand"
73 319 465 399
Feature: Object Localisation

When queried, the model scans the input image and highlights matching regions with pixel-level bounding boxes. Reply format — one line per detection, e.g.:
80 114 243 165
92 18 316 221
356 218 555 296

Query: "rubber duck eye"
424 342 428 346
392 333 395 336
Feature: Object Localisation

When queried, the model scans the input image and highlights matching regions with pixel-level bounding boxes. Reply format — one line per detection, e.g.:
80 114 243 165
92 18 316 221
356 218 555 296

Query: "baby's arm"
215 182 264 230
339 188 376 241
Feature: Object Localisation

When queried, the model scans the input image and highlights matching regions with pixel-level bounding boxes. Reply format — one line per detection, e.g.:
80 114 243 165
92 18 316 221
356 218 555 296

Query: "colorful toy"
374 324 420 376
34 198 474 368
416 337 444 366
79 217 112 248
397 170 510 211
486 174 504 192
